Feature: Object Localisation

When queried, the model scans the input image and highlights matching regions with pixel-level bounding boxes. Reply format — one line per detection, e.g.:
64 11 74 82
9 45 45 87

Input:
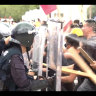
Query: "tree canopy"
87 5 96 19
0 5 39 22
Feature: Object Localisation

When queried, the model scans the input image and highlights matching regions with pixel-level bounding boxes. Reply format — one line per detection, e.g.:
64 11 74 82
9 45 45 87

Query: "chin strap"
26 47 31 69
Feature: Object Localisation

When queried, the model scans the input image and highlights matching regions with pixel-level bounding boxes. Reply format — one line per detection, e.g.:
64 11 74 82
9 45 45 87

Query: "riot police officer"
0 22 11 55
2 22 53 91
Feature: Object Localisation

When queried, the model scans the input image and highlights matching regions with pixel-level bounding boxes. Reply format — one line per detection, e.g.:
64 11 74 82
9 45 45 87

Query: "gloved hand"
46 75 56 91
31 61 38 75
37 76 46 80
36 75 56 91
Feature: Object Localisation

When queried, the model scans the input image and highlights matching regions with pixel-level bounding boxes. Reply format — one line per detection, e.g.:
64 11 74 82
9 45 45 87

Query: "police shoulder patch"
3 50 9 56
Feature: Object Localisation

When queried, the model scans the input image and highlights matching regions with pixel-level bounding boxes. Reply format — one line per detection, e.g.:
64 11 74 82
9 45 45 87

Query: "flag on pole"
40 5 57 15
63 20 72 32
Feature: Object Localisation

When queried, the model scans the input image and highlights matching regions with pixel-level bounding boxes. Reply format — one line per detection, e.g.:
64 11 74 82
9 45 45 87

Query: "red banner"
63 20 72 32
40 5 57 15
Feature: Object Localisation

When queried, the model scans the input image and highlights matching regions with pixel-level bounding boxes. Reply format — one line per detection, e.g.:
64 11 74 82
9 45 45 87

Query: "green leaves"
0 5 39 22
87 5 96 19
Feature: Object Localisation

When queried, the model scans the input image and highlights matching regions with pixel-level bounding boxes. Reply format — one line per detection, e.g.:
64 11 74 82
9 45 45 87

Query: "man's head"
82 19 96 37
0 22 11 39
11 22 37 51
74 19 80 25
65 34 79 49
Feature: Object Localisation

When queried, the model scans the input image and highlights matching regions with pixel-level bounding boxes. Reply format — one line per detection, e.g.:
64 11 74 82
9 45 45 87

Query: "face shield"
11 22 37 48
31 24 47 76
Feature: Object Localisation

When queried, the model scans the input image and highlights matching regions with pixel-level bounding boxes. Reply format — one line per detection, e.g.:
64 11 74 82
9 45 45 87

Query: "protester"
77 19 96 91
34 18 41 31
70 28 83 37
62 34 84 91
70 19 83 37
42 34 84 91
35 18 41 27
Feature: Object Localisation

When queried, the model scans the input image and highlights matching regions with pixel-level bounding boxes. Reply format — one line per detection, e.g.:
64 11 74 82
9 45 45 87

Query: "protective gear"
16 79 48 91
11 22 36 48
0 47 22 91
11 22 37 75
16 75 55 91
0 22 11 39
70 28 83 37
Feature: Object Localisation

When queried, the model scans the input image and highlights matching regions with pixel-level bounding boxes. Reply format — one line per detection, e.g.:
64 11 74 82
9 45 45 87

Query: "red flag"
63 20 72 32
40 5 57 15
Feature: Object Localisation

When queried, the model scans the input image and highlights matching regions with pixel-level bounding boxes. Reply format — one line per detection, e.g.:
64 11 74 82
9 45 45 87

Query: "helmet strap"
26 47 31 68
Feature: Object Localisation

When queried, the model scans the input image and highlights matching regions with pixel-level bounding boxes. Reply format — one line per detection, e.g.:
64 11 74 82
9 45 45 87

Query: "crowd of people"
0 17 96 91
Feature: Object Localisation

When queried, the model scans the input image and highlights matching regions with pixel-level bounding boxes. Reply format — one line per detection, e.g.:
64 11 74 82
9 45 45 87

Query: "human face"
82 22 91 37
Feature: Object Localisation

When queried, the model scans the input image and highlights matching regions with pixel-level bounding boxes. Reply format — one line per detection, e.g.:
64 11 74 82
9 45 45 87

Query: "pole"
68 47 96 84
53 5 62 91
89 5 92 19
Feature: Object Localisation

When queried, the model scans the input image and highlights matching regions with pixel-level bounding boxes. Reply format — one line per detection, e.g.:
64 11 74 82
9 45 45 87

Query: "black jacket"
10 54 48 91
0 39 6 55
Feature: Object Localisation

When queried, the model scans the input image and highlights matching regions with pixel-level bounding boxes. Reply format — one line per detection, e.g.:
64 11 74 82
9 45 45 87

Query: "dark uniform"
10 54 48 91
1 22 53 91
0 39 6 55
0 23 11 91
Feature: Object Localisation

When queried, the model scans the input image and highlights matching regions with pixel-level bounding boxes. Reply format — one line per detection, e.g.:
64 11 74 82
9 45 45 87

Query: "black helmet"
0 22 11 39
11 22 36 48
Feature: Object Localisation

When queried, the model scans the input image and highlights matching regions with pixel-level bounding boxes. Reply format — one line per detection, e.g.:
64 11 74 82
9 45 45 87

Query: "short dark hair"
65 34 79 49
85 19 96 32
74 19 80 25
